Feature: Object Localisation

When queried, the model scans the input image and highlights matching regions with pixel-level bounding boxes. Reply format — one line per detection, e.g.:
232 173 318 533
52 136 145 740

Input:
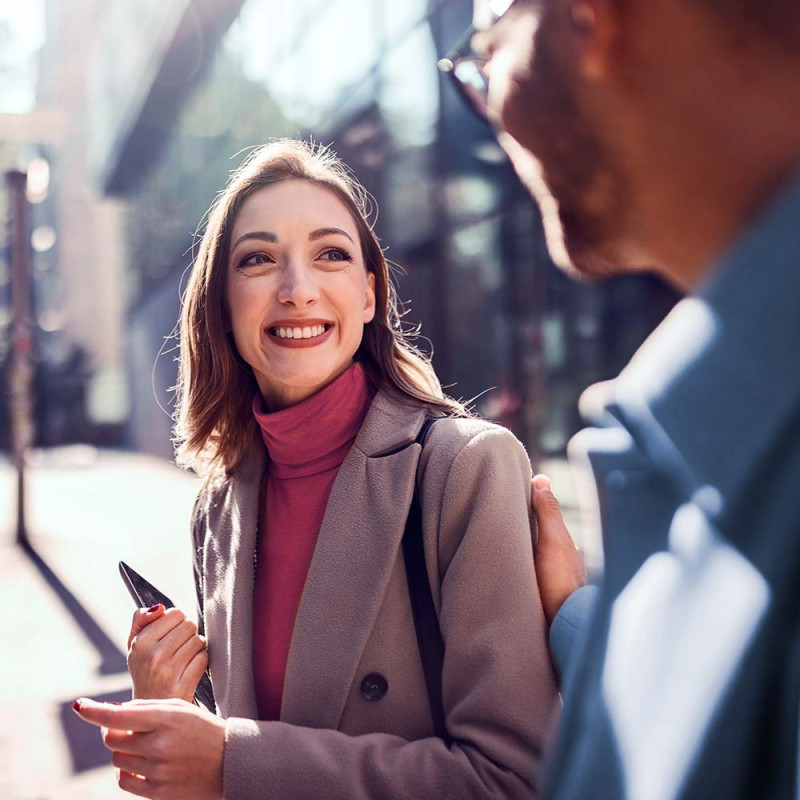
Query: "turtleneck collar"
252 362 376 480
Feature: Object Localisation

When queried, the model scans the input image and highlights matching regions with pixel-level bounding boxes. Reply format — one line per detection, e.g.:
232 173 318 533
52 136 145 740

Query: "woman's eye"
320 247 353 263
239 253 273 268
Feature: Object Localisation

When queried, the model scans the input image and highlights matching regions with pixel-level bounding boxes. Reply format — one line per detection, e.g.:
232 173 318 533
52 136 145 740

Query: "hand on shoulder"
530 474 587 626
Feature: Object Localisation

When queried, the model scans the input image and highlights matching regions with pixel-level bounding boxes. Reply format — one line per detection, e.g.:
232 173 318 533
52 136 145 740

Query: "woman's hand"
127 605 208 703
73 697 224 800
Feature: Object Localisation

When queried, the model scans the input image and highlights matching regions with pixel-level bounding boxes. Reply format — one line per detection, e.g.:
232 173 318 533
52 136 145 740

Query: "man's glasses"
437 0 517 121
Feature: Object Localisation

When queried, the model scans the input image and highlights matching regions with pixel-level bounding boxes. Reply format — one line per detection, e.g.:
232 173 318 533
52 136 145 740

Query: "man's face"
479 0 635 279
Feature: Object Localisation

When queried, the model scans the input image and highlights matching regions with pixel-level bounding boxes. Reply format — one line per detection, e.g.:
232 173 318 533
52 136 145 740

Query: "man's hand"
72 697 224 800
531 474 587 626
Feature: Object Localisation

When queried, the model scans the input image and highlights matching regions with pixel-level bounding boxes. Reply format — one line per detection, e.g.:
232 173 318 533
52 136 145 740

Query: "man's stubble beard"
495 21 635 282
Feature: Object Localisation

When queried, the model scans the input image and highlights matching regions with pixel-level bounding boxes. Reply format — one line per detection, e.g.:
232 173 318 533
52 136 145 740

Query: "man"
441 0 800 797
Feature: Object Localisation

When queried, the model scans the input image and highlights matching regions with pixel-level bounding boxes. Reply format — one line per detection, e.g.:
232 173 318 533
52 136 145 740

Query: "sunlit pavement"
0 446 584 800
0 447 200 800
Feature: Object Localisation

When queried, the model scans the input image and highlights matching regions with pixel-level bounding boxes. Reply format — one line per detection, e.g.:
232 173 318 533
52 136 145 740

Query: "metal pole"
7 169 34 547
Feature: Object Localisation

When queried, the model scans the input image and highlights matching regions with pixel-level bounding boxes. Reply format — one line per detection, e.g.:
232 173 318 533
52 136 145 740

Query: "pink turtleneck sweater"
251 363 376 721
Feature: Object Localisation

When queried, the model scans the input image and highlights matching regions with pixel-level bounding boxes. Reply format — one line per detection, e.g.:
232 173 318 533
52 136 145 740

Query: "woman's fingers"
127 604 166 649
111 750 149 776
129 608 188 652
174 632 207 674
73 698 160 732
179 645 209 694
128 617 203 700
102 726 151 756
158 617 200 660
74 698 225 800
116 769 152 799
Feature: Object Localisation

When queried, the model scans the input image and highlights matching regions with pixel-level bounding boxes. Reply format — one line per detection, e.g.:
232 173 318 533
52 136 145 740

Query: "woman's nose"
276 263 319 307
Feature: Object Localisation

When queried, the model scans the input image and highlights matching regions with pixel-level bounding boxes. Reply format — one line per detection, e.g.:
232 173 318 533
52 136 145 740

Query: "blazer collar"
351 387 430 457
280 388 428 728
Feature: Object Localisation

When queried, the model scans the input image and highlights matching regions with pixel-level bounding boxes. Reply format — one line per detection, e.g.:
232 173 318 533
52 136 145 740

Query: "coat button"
361 673 388 702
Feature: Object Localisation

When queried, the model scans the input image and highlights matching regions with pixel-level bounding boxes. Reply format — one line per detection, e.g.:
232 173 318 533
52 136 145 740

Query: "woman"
74 140 557 800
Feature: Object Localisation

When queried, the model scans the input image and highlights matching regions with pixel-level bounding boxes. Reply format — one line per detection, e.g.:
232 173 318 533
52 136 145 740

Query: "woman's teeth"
273 325 327 339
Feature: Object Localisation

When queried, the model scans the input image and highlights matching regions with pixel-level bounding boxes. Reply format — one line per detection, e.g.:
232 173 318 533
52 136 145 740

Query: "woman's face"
226 179 376 409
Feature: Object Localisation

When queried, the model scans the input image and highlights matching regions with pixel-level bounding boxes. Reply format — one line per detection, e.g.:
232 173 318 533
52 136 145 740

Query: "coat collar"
218 387 429 725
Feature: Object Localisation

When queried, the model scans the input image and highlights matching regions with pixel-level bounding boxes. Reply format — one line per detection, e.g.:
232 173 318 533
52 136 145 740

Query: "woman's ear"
363 271 376 324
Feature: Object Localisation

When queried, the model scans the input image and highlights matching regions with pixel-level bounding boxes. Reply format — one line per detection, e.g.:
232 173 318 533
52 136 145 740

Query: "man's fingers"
531 474 572 544
72 698 160 732
530 474 588 625
532 474 563 515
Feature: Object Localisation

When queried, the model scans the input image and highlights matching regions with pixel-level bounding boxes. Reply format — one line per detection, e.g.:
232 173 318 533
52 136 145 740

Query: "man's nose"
276 262 319 307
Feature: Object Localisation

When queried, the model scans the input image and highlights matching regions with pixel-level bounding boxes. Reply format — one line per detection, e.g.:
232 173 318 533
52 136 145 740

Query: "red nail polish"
147 604 162 613
73 699 82 711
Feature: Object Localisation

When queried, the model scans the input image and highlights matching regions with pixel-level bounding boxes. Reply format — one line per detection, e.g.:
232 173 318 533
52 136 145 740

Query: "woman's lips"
264 321 334 349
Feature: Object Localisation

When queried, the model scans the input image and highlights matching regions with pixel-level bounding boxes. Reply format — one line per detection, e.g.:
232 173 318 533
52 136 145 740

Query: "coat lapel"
210 448 264 719
280 390 427 729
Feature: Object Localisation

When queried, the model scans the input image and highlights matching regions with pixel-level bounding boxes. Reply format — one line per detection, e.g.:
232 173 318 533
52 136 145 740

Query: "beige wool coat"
192 388 558 800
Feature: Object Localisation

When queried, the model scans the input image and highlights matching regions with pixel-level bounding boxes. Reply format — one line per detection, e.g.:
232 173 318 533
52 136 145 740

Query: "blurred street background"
1 0 679 797
0 447 199 799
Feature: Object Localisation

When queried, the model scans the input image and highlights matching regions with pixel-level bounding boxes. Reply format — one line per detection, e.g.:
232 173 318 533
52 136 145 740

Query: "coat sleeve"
222 424 559 800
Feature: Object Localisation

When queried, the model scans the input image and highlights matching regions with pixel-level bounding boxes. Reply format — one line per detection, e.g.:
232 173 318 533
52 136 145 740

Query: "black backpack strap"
402 417 452 745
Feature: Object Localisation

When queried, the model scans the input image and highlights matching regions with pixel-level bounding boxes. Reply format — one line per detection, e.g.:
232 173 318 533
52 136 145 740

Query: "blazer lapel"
210 448 264 719
280 391 427 729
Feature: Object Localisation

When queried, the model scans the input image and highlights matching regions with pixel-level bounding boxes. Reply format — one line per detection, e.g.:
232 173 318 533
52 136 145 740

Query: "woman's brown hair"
174 139 468 479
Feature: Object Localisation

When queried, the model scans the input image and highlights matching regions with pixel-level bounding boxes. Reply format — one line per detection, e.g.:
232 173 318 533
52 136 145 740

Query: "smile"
269 324 329 340
265 321 334 349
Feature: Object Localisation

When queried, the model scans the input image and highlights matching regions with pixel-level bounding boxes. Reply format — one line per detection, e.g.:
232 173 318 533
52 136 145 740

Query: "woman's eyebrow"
231 231 278 251
308 227 355 244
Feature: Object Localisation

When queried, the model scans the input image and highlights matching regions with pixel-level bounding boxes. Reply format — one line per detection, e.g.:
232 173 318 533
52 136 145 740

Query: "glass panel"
447 217 510 404
227 0 383 128
379 23 439 148
383 147 437 248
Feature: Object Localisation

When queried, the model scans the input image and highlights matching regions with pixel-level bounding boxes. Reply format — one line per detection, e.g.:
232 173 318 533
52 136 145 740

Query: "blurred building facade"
1 0 128 449
7 0 679 462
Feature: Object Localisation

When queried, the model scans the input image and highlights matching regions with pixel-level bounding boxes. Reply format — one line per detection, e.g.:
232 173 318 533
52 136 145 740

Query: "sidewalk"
0 447 200 800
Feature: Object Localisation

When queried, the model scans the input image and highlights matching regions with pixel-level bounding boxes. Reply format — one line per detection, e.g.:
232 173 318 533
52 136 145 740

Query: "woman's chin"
255 361 354 408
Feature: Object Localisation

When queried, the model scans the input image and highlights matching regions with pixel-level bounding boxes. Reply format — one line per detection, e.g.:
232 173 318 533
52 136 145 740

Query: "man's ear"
569 0 620 83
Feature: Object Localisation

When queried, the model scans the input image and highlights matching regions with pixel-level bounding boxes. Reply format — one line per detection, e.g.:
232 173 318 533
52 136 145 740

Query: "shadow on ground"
21 538 128 675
